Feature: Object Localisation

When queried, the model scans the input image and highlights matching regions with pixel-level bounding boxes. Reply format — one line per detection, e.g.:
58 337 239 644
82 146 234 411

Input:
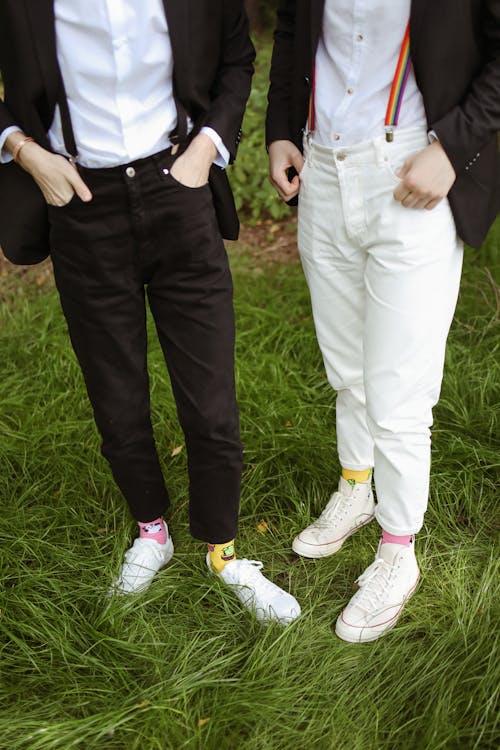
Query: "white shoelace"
353 558 395 609
314 492 353 528
124 537 167 568
226 559 284 597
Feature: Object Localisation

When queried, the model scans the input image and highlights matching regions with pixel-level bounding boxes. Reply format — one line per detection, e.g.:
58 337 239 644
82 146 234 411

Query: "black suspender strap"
55 70 189 159
56 71 78 160
169 88 189 150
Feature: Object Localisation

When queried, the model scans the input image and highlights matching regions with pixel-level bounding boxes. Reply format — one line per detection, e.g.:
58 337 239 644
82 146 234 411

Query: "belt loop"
374 136 386 167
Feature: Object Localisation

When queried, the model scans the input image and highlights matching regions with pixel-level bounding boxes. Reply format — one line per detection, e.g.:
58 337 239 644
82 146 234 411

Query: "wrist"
16 141 50 174
188 133 217 166
5 130 27 157
5 131 47 173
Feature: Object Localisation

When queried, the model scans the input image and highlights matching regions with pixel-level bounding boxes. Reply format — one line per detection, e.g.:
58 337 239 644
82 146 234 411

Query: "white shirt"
0 0 228 168
313 0 427 147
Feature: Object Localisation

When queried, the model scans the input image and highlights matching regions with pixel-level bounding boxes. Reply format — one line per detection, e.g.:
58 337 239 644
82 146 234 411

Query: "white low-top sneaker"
335 540 420 643
208 555 301 625
292 477 375 558
111 534 174 594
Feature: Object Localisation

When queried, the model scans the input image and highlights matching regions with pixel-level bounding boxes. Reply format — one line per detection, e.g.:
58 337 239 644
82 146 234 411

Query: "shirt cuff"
200 126 230 169
428 130 439 143
0 125 23 164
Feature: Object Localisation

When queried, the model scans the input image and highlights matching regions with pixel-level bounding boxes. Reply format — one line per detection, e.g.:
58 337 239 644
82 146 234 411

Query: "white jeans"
297 127 463 535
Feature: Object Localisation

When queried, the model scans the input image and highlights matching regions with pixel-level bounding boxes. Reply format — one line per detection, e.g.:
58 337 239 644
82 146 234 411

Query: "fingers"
28 151 93 205
291 150 305 175
394 180 444 210
269 140 304 202
393 168 442 209
271 172 300 202
393 180 408 203
68 174 93 202
66 161 93 202
392 143 455 211
424 197 443 211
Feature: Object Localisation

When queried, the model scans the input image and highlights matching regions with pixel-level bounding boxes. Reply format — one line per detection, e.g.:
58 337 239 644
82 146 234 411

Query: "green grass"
0 221 499 749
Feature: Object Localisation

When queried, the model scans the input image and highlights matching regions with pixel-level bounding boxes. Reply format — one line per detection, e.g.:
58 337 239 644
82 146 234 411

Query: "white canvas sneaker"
111 531 174 594
292 477 375 558
208 555 301 625
335 540 420 643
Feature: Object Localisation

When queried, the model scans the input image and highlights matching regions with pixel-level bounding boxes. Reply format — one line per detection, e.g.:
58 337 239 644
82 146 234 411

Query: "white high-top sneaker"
208 555 301 625
335 540 420 643
292 477 375 558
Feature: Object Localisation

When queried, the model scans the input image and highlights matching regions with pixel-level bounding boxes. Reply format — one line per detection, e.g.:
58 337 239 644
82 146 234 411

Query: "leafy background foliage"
228 39 290 223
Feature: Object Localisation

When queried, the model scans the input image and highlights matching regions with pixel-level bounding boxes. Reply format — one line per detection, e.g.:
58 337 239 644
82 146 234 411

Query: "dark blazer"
266 0 500 248
0 0 255 264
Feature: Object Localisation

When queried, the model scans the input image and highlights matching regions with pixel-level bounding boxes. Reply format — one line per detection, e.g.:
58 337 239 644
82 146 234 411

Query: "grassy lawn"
0 218 498 749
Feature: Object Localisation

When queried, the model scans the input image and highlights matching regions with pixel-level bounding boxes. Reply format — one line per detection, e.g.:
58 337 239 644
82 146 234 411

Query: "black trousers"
48 149 242 543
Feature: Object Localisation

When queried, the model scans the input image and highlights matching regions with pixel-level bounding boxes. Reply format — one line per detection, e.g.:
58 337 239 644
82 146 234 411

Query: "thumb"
291 149 305 174
398 157 412 179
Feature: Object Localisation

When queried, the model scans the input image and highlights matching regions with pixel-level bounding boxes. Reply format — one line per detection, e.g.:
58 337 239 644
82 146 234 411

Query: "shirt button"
347 88 354 94
334 133 340 141
356 34 364 41
126 167 136 178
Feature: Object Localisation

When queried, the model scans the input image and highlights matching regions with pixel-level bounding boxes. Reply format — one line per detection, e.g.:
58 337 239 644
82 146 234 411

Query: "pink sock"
137 517 167 545
381 529 414 547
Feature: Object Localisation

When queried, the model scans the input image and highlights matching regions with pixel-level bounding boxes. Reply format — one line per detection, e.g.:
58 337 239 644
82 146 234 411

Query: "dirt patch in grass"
0 252 54 301
236 215 299 267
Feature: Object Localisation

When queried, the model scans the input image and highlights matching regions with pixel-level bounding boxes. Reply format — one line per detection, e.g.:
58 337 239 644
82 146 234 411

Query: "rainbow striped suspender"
307 21 412 143
384 21 412 141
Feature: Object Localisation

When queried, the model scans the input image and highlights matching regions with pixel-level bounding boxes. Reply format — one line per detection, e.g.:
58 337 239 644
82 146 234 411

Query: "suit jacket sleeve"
0 22 20 135
266 0 297 146
201 0 255 163
0 101 17 134
431 0 500 175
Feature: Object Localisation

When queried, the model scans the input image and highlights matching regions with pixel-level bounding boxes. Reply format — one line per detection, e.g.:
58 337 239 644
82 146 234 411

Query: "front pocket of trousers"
47 192 81 211
157 160 209 191
384 159 405 183
166 171 209 191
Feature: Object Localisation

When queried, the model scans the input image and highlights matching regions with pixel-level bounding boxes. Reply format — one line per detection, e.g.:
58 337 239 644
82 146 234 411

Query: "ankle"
137 517 168 545
342 467 372 485
208 540 236 573
381 529 414 547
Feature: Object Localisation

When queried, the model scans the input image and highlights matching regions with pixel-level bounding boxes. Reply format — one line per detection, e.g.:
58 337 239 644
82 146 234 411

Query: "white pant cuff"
375 509 422 537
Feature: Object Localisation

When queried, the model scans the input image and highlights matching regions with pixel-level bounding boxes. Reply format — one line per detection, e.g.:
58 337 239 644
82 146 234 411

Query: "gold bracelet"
12 136 35 164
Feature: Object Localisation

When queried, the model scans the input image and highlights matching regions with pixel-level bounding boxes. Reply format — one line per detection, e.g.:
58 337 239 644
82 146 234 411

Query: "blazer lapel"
161 0 190 97
22 0 60 121
311 0 325 54
410 0 430 58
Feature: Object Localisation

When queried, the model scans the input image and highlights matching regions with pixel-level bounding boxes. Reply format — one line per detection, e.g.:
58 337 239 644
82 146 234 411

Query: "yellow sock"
208 540 236 573
342 467 372 484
